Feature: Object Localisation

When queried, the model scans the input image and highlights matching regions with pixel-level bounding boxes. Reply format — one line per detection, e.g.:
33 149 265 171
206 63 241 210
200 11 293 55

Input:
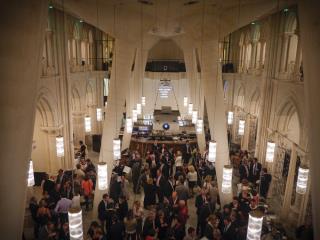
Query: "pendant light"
137 103 142 115
113 138 121 160
196 118 203 134
296 166 309 194
68 208 83 240
132 109 138 123
96 108 102 121
192 110 198 124
97 162 108 190
141 96 146 106
27 160 35 187
247 210 263 240
84 116 91 132
188 103 193 115
208 141 217 162
222 165 233 193
184 96 188 107
56 135 64 157
238 119 245 135
227 111 234 125
265 141 276 163
126 118 133 133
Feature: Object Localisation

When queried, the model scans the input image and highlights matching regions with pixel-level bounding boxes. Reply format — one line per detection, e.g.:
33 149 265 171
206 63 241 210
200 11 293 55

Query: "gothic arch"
248 89 260 116
86 82 94 106
284 12 297 33
71 87 82 111
35 88 58 127
235 84 245 108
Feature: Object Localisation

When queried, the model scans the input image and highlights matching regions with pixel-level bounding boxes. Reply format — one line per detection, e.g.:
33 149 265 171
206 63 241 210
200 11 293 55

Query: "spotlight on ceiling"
138 0 154 5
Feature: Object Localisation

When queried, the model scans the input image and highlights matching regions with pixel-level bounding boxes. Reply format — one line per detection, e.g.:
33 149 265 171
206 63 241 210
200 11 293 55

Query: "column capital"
40 125 63 135
72 111 86 117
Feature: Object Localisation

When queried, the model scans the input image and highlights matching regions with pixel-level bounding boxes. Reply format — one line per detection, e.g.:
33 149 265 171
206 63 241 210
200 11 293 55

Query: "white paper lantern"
188 103 193 115
113 138 121 160
84 116 91 133
184 96 188 107
238 120 245 136
68 208 83 240
137 103 142 115
296 166 309 194
265 141 276 163
96 108 102 121
222 165 233 194
105 101 108 108
56 136 64 157
227 111 234 125
192 111 198 124
132 109 138 123
247 210 263 240
126 118 133 134
196 119 203 134
27 160 35 187
208 141 217 162
98 162 108 190
141 96 146 106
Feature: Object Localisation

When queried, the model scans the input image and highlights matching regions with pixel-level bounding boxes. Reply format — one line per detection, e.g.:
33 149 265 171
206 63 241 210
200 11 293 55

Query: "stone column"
202 40 232 206
241 114 251 150
0 1 48 238
72 112 86 147
93 39 135 218
299 1 320 237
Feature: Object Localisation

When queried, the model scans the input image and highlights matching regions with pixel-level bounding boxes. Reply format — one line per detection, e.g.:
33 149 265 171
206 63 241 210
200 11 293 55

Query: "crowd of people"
27 140 312 240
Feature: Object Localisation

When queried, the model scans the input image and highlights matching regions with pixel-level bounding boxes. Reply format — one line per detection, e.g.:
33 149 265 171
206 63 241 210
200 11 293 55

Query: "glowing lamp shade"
178 120 184 127
96 108 102 121
196 119 203 134
208 141 217 162
84 116 91 132
222 165 233 194
126 118 133 134
192 111 198 124
238 120 245 135
141 96 146 106
265 141 276 163
113 139 121 160
184 96 188 107
68 208 83 240
227 111 234 125
137 103 142 115
98 162 108 190
247 210 263 240
296 166 309 194
56 136 64 157
132 109 138 123
28 160 35 187
188 103 193 115
105 101 108 107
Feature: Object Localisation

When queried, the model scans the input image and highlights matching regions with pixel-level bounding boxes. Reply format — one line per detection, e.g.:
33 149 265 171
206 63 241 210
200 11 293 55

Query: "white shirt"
175 156 183 167
187 172 198 182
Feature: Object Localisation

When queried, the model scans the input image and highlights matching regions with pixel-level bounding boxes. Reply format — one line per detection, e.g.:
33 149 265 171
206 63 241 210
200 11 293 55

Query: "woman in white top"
174 151 183 177
187 165 198 196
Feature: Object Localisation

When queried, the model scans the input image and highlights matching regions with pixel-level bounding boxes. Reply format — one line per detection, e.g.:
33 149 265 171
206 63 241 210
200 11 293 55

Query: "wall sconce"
84 116 91 133
56 136 64 157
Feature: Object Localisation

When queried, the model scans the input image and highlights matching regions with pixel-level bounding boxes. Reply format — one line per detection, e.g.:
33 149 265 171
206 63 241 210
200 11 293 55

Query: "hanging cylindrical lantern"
184 96 188 107
137 103 142 115
227 111 234 125
247 210 263 240
96 108 102 121
296 166 309 194
113 138 121 160
141 96 146 106
238 120 245 136
126 118 133 134
265 141 276 163
208 141 217 162
98 162 108 190
68 208 83 240
56 136 64 157
28 160 35 187
192 111 198 124
84 116 91 133
222 165 233 194
196 119 203 134
188 103 193 115
105 101 108 108
132 109 138 123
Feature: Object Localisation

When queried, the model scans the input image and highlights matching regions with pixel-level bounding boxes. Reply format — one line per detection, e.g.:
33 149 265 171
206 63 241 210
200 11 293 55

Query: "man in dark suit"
260 168 272 198
222 217 236 240
155 169 167 203
182 140 192 164
195 188 207 235
204 215 216 240
98 193 109 227
239 160 249 182
252 158 262 183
